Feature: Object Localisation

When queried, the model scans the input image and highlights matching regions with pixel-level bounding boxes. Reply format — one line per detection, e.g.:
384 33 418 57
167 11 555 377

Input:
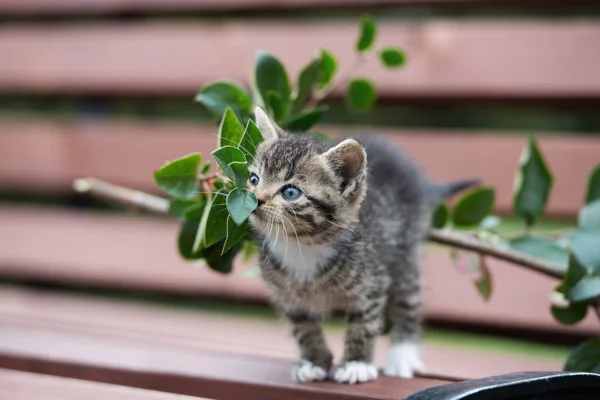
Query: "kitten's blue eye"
281 186 302 200
249 173 260 186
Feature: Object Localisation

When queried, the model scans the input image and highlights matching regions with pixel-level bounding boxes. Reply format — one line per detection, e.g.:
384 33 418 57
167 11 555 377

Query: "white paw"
384 342 425 379
334 362 378 384
292 360 328 383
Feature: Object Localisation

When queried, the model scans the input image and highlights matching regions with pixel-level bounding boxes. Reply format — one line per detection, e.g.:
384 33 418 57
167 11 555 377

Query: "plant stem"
75 177 565 281
428 229 563 280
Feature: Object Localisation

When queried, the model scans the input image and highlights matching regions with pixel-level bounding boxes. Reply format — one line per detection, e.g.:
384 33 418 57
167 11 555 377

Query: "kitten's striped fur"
247 107 478 384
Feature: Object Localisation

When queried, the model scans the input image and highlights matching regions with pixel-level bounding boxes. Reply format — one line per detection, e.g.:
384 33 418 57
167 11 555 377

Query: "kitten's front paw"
384 342 425 379
334 362 378 384
292 359 328 383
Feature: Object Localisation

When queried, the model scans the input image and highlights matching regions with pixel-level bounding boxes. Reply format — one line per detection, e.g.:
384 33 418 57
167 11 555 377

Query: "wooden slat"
0 289 452 400
0 0 588 15
1 119 598 216
0 368 208 400
0 286 563 383
1 21 599 99
0 205 597 336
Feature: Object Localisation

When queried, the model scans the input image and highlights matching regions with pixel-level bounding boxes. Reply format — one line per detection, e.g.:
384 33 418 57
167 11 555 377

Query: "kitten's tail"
425 178 481 204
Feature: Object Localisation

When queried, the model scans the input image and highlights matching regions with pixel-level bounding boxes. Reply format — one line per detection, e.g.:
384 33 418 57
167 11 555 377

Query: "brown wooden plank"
0 0 588 15
0 291 453 399
0 368 208 400
0 286 563 382
0 205 597 336
0 21 599 98
1 119 598 216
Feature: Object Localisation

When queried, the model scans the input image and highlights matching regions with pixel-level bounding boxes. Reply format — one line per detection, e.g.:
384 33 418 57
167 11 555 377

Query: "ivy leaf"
239 119 264 162
452 187 495 227
197 192 228 249
218 108 245 148
317 49 338 91
356 15 377 53
201 240 241 274
211 146 249 188
195 80 252 119
255 51 291 110
474 256 492 301
292 58 321 114
346 78 377 111
222 215 249 255
153 153 201 200
586 164 600 204
513 135 554 227
508 235 568 272
267 91 286 122
564 337 600 373
379 47 407 69
579 200 600 229
226 188 258 225
551 300 588 325
282 106 327 132
432 203 448 229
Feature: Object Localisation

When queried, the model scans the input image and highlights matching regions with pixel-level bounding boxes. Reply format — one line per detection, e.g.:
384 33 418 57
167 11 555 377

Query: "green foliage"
226 188 258 226
356 15 377 53
223 216 249 255
255 52 291 117
218 108 245 148
195 81 252 118
346 78 377 111
318 50 338 91
564 337 600 373
508 236 568 272
283 106 328 132
579 200 600 229
379 47 407 69
153 153 201 200
551 300 588 325
513 135 554 227
586 164 600 204
292 58 321 113
211 146 249 188
432 203 449 229
239 120 263 162
452 187 495 227
474 256 492 301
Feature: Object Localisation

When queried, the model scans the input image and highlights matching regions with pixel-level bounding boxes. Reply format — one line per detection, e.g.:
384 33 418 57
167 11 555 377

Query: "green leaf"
563 228 600 273
586 164 600 204
356 15 377 53
452 187 495 227
475 256 492 301
211 146 249 188
346 78 377 111
195 80 252 118
255 51 291 109
201 163 211 175
169 199 198 220
564 337 600 373
567 275 600 303
239 119 264 162
267 91 286 122
199 192 228 249
432 203 448 229
508 235 569 272
318 49 338 90
379 47 407 69
241 241 258 262
579 200 600 229
551 300 588 325
222 215 249 254
292 58 321 114
153 153 201 200
226 188 258 225
563 252 588 293
201 240 241 274
282 106 327 132
218 108 245 148
177 197 207 260
513 135 554 227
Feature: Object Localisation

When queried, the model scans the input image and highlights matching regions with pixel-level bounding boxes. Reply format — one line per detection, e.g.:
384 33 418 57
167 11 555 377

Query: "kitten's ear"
254 106 285 141
322 139 367 190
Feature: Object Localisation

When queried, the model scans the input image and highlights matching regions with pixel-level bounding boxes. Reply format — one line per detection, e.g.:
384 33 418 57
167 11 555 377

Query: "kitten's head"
247 107 367 244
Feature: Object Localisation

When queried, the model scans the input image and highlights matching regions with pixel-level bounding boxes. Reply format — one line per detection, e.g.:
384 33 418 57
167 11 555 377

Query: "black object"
407 371 600 400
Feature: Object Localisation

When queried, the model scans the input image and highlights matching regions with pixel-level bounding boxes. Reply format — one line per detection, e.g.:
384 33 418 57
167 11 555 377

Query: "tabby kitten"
246 107 477 384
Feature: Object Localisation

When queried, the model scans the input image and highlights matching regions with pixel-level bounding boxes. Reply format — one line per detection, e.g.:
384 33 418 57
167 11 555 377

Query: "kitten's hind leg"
285 310 333 383
335 290 387 384
385 260 425 379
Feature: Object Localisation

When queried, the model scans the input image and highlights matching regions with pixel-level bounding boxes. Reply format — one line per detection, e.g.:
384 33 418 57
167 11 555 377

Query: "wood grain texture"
0 206 597 336
0 21 599 98
1 119 598 215
0 368 208 400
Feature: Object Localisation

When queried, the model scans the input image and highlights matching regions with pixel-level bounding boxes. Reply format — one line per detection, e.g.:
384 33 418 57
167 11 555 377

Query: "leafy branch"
73 15 600 373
